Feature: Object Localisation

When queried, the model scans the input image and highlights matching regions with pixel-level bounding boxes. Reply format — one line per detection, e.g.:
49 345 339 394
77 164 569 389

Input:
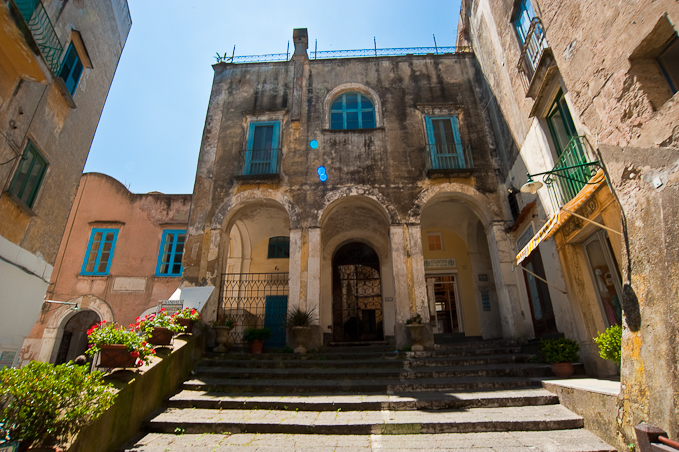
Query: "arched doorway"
55 310 100 364
332 242 383 342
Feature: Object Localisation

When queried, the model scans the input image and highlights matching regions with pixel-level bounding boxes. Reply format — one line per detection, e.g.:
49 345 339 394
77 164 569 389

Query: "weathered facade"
460 0 679 443
0 0 131 367
182 29 584 352
21 173 192 364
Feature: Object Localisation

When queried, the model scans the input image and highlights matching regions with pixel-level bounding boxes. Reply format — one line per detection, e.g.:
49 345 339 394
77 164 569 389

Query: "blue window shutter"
82 228 118 275
81 231 97 275
270 122 280 174
103 230 119 274
424 116 438 169
155 232 168 276
244 123 256 175
450 117 465 168
156 230 186 276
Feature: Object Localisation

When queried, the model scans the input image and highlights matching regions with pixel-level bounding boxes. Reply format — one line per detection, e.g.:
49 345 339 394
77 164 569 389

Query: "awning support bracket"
561 208 623 236
517 265 568 294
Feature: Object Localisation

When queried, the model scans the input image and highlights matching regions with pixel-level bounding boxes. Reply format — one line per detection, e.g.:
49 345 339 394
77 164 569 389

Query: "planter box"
176 318 194 333
98 344 136 368
148 327 173 346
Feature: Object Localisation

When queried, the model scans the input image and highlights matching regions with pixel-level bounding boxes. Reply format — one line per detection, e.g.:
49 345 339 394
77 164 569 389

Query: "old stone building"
0 0 131 367
21 173 192 364
458 0 679 444
181 28 581 353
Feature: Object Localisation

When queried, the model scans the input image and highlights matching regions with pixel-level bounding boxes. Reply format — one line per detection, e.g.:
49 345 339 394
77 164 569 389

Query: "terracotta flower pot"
406 323 426 351
148 327 173 345
98 344 136 368
551 362 575 378
249 339 264 354
176 318 194 333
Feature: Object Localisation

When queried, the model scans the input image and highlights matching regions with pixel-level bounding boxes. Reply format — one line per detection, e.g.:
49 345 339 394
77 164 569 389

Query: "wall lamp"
520 161 601 195
43 300 80 312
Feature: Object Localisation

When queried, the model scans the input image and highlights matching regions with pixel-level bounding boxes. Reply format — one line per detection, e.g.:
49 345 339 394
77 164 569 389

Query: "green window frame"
9 141 48 208
546 90 578 157
58 42 84 96
81 228 118 275
267 236 290 259
156 230 186 277
330 93 376 130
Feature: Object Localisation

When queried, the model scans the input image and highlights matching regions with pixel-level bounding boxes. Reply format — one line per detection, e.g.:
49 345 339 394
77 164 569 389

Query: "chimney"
293 28 308 58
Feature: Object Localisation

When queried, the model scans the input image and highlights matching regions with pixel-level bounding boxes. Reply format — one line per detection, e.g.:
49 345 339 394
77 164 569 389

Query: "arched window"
330 93 376 130
268 236 290 258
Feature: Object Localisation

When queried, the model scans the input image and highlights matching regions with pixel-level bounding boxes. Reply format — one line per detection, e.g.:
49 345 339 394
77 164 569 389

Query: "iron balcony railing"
517 17 548 91
238 148 281 177
220 273 289 346
424 143 474 172
544 136 597 208
13 0 64 73
216 46 471 64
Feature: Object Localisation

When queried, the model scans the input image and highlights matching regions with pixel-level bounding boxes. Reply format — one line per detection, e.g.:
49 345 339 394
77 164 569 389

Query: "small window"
58 42 84 96
330 93 375 130
156 230 186 276
658 35 679 94
427 232 443 251
546 90 578 156
9 141 47 208
268 236 290 259
81 228 118 275
425 116 468 169
244 121 280 175
508 192 521 220
513 0 537 45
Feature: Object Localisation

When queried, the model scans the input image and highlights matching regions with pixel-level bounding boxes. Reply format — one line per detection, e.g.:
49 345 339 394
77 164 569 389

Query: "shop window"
330 93 376 130
583 230 623 327
81 228 118 275
9 141 47 209
268 236 290 258
156 230 186 276
427 232 443 251
244 121 280 175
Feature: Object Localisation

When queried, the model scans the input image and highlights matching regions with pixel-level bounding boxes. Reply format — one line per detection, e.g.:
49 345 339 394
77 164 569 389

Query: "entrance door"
55 310 100 364
522 248 557 336
264 295 288 347
332 242 383 342
583 231 623 327
427 275 463 334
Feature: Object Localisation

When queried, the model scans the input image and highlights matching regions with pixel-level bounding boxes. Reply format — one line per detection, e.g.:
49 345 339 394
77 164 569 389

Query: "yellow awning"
514 169 605 267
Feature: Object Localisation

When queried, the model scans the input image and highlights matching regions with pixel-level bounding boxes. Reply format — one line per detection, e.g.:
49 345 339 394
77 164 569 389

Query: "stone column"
288 228 304 311
485 221 534 340
306 227 321 321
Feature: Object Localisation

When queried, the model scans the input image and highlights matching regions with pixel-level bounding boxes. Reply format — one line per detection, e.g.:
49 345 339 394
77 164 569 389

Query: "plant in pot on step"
0 361 117 452
243 327 271 354
171 307 201 334
593 324 622 371
211 314 237 353
286 306 316 354
86 321 155 368
540 337 580 378
133 308 183 347
405 313 426 351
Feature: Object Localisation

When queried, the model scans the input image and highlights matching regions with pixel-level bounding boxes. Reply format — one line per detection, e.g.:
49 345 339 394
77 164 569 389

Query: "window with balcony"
58 42 84 96
424 116 471 170
268 236 290 259
513 0 549 94
81 228 118 275
242 121 280 176
330 93 376 130
9 141 47 209
156 230 186 277
546 90 578 158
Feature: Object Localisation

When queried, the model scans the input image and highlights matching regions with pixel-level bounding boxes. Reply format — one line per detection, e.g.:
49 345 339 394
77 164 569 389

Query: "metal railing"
238 148 281 176
544 136 597 208
517 17 548 91
220 273 289 346
216 46 471 64
13 0 64 73
424 143 474 171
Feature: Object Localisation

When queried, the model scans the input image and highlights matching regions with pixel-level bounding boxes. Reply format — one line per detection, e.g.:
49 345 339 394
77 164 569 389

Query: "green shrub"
540 338 580 363
243 327 272 342
593 324 622 366
286 306 316 329
0 361 116 448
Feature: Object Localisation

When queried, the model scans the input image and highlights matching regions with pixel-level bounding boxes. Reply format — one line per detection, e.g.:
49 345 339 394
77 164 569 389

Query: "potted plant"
171 307 201 333
540 337 580 378
86 321 155 368
243 327 271 354
593 324 622 368
405 313 426 351
133 308 183 346
0 361 117 451
286 306 316 354
211 314 237 353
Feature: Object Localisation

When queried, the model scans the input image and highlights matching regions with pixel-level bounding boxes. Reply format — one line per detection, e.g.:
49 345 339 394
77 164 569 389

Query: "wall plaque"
424 258 457 269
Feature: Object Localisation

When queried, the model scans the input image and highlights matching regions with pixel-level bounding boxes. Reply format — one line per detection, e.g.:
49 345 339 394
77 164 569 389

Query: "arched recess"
323 83 384 129
316 187 400 227
408 182 502 226
54 310 100 364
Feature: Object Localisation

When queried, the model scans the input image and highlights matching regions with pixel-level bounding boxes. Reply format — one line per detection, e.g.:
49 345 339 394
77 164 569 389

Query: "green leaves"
540 338 580 363
0 361 116 447
593 324 622 366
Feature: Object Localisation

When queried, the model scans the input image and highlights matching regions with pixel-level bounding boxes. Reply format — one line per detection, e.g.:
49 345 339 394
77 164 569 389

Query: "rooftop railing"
13 0 64 73
517 17 548 92
216 46 471 64
544 136 597 208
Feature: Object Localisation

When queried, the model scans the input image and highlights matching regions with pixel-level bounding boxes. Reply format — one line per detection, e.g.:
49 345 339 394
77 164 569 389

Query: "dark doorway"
332 242 383 342
55 310 100 364
522 248 557 337
264 295 288 347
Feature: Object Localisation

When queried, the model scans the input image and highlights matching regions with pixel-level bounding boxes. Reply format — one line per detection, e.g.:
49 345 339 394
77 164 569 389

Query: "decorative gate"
220 273 289 346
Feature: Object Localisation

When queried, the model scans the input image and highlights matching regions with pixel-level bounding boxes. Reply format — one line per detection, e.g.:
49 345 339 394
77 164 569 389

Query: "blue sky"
85 1 462 194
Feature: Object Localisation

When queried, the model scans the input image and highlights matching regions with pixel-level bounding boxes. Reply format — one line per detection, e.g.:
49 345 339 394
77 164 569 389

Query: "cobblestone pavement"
125 430 616 451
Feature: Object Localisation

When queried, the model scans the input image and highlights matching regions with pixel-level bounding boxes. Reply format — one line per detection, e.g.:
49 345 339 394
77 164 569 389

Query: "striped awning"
514 169 605 266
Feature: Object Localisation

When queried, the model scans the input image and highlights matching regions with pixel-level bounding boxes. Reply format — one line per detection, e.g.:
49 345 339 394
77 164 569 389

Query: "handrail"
238 148 282 176
424 143 474 171
12 0 64 73
543 136 597 208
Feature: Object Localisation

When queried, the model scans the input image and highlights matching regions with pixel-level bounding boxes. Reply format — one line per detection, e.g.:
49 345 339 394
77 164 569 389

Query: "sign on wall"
424 258 457 269
0 350 16 368
480 288 491 312
158 299 183 315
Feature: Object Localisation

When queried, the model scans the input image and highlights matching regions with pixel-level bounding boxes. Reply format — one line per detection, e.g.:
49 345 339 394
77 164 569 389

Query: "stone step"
192 363 582 380
146 404 584 435
168 388 559 411
125 431 617 451
182 375 544 393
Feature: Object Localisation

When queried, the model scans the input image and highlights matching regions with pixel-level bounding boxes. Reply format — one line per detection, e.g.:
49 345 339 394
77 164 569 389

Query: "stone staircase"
124 339 616 451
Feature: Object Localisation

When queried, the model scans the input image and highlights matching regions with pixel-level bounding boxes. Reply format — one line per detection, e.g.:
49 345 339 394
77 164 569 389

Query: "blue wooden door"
264 295 288 348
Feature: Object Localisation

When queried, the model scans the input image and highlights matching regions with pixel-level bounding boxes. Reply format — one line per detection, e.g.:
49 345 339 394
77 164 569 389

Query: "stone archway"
54 310 100 364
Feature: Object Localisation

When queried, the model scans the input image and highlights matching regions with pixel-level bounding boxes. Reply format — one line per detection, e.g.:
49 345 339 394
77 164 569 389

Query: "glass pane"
20 157 43 205
253 125 274 150
85 233 100 272
172 263 182 274
345 94 358 110
524 262 543 320
362 111 374 123
10 151 33 198
346 112 359 129
585 238 622 325
331 100 343 110
361 98 373 109
330 113 343 130
548 109 570 152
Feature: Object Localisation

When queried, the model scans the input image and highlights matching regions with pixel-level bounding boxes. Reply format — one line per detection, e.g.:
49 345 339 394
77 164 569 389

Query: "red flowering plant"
85 321 155 366
132 308 183 335
171 307 201 322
